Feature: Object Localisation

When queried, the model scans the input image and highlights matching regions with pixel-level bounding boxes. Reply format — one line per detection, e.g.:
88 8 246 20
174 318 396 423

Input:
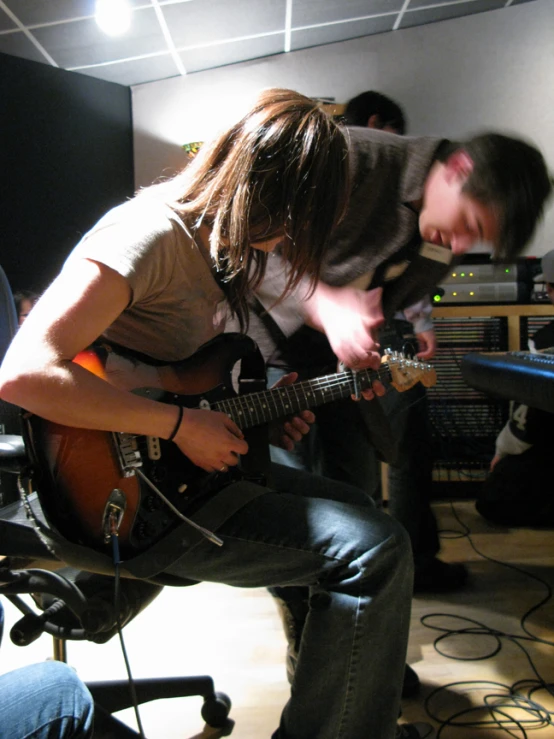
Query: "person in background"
316 90 466 593
0 88 434 739
476 249 554 527
341 89 407 133
343 90 466 592
248 97 552 703
0 599 94 738
13 289 39 326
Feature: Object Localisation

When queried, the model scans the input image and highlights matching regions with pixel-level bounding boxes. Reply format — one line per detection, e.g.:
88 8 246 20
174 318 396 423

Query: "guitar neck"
213 364 393 430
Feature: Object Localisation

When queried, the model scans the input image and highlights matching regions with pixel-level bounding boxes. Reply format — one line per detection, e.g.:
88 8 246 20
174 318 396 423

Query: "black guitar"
25 333 436 555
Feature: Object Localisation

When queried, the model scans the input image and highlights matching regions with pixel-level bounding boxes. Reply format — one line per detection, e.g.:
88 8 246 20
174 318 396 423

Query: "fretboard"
214 364 392 430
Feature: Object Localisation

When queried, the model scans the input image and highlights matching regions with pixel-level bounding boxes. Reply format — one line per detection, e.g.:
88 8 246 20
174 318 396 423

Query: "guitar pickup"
113 432 142 477
146 436 161 461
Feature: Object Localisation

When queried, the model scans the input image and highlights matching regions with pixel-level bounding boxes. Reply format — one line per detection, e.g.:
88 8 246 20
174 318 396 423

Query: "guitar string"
224 367 391 408
217 372 392 421
214 361 430 425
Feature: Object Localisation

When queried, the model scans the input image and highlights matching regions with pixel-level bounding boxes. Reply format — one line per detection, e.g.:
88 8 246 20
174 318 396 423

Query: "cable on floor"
420 502 554 737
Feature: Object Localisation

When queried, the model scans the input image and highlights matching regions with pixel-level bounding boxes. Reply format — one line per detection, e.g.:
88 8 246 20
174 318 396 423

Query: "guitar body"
26 333 260 556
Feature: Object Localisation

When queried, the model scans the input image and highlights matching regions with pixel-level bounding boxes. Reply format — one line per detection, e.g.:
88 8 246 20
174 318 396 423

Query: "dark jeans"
378 381 440 567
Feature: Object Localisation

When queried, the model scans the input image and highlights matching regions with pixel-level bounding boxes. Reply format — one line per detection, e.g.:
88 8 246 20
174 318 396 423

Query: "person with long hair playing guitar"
0 89 432 739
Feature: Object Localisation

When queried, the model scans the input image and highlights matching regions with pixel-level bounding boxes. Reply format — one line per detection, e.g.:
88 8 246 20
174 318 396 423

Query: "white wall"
132 0 554 256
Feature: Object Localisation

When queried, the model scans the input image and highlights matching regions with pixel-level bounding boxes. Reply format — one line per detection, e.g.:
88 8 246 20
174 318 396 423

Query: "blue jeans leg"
166 464 413 739
0 660 94 739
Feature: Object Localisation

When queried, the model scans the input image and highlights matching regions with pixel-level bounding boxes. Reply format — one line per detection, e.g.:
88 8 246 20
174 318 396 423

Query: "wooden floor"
1 500 553 738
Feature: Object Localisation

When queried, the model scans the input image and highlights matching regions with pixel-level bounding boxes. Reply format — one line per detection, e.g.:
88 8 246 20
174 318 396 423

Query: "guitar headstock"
382 351 437 392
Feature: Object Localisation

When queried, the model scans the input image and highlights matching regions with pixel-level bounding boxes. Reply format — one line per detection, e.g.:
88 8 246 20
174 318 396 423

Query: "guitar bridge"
113 432 142 477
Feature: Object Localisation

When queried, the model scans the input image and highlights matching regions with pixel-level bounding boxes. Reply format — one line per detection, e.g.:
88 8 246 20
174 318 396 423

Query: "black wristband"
167 405 183 442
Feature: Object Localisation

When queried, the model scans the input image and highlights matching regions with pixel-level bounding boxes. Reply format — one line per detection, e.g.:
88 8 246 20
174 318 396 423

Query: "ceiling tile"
73 53 180 86
3 0 95 25
180 33 285 74
162 0 287 49
291 0 403 27
0 7 17 31
291 13 394 50
31 7 166 67
401 0 506 29
0 30 49 63
3 0 147 26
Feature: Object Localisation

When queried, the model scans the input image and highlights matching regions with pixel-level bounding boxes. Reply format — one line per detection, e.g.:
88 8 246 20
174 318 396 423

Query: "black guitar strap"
380 241 454 321
237 339 274 488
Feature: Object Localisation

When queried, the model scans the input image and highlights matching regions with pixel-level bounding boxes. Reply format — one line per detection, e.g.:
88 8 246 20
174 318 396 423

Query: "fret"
226 394 243 425
243 393 262 427
275 387 294 418
268 384 282 424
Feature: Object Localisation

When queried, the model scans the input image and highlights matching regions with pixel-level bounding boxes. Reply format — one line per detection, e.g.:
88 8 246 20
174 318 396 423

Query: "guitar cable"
134 467 223 547
105 464 224 738
110 524 147 739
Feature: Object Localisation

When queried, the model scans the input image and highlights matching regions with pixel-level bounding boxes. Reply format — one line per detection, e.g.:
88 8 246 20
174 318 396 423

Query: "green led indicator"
433 294 442 302
461 272 465 277
505 268 510 273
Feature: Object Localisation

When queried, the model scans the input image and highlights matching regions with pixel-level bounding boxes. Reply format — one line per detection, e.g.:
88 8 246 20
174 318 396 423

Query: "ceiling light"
95 0 132 36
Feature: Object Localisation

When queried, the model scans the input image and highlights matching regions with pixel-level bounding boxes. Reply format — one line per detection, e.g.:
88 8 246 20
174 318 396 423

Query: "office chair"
0 265 231 738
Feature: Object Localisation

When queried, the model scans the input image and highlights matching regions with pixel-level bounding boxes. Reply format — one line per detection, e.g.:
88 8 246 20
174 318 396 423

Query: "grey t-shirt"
65 196 228 362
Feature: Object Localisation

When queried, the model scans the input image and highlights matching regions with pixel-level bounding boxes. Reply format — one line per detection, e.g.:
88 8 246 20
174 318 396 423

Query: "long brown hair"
160 89 350 327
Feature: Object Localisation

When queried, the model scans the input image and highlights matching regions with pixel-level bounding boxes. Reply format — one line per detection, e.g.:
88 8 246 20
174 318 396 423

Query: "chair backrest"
0 266 24 506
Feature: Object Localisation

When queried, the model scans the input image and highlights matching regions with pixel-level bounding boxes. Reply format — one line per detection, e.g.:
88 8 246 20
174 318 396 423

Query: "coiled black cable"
420 503 554 738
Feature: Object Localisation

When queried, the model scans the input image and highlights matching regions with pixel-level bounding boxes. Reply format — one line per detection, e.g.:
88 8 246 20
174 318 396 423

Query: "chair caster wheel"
201 691 232 728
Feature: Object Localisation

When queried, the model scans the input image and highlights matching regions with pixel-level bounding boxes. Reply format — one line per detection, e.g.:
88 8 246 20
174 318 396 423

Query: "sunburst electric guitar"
25 333 436 556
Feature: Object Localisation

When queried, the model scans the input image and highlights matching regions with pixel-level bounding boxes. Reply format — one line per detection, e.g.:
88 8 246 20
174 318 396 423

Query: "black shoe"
413 558 468 593
396 722 435 738
402 664 420 698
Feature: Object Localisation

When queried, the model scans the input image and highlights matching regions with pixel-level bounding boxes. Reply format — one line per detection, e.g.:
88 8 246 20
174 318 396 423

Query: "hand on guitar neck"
267 371 315 452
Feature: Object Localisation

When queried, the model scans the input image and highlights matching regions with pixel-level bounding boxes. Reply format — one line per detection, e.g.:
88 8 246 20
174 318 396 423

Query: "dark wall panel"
0 52 134 293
